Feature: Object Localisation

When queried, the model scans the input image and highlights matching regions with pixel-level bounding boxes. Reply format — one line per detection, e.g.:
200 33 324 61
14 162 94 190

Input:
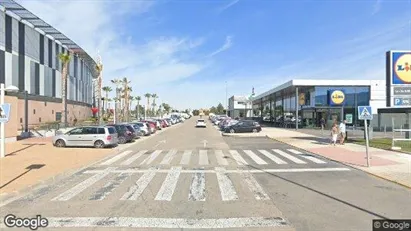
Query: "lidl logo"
393 52 411 84
330 90 345 105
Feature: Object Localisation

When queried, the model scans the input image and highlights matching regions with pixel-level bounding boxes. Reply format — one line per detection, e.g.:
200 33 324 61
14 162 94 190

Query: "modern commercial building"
0 0 97 140
251 79 386 128
228 95 253 118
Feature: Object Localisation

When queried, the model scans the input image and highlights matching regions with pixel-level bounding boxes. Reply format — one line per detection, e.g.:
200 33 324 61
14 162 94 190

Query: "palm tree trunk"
137 101 140 119
61 62 68 127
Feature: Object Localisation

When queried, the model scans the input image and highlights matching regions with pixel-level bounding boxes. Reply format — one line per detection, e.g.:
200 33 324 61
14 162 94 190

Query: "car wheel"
230 129 235 134
94 140 105 148
118 137 126 144
55 139 66 148
252 128 258 133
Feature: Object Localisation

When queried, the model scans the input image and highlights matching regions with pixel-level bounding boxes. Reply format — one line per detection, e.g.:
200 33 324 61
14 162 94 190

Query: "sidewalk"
0 137 115 196
262 127 411 188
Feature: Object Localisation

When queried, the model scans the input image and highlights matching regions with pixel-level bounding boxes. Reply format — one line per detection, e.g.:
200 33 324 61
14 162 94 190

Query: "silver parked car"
53 126 118 148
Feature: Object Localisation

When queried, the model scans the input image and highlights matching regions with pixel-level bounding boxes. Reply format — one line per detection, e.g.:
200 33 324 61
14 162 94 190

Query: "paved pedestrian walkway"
0 137 115 196
226 127 411 188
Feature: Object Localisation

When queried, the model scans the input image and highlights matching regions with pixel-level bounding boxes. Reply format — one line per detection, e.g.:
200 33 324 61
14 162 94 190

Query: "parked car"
220 119 238 131
53 126 118 148
122 124 139 139
141 120 157 134
131 122 150 136
224 120 262 133
157 119 167 128
106 124 134 144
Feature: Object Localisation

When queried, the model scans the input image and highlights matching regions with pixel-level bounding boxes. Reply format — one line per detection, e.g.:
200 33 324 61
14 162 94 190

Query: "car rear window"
198 120 204 122
107 127 116 134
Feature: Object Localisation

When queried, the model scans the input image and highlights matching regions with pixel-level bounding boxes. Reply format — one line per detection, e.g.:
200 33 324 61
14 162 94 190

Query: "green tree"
216 103 224 114
193 109 200 116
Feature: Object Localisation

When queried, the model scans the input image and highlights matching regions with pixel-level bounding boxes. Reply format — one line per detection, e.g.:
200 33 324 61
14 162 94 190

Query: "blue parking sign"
0 103 11 123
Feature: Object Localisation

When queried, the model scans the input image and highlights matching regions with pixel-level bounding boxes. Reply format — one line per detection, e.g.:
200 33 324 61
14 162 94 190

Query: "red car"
158 119 167 128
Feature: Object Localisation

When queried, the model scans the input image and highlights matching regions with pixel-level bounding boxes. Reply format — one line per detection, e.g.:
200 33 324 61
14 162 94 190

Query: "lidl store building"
251 50 411 129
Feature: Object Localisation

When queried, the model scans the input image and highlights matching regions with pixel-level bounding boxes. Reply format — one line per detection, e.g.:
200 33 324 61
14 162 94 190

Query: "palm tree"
135 96 141 119
121 78 131 122
102 86 112 115
111 79 122 122
151 94 158 116
95 63 103 125
128 95 134 119
59 51 71 127
144 93 151 118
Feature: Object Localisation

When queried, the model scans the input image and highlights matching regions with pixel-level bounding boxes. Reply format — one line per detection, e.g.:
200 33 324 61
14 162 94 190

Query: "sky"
16 0 411 110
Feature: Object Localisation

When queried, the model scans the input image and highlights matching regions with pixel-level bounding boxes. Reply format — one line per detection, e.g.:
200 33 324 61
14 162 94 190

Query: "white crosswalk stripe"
199 150 209 165
120 150 147 165
155 166 182 201
240 170 270 200
100 151 132 165
180 150 192 165
258 150 287 164
188 171 206 201
120 168 157 200
287 149 327 164
160 150 177 165
215 167 239 201
140 150 162 165
215 150 229 165
244 150 268 165
228 150 248 165
272 149 306 164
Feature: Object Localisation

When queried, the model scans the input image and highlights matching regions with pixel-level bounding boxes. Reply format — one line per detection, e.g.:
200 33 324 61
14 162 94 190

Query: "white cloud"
207 36 233 57
217 0 240 13
372 0 382 15
16 0 206 97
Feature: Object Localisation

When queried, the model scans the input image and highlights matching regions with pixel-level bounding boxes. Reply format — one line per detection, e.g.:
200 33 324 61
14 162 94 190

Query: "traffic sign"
0 103 11 123
358 106 373 120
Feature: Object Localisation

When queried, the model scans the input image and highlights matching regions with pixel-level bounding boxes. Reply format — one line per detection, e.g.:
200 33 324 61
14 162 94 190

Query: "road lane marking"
188 171 206 201
180 150 192 165
120 168 157 200
84 167 351 174
160 150 177 165
228 150 248 165
240 170 270 200
215 167 239 201
100 151 132 165
51 167 116 201
244 150 268 165
120 150 147 165
89 173 132 201
258 150 287 164
29 217 291 229
199 150 209 165
140 150 162 165
155 166 182 201
287 149 326 164
272 149 306 164
215 150 229 165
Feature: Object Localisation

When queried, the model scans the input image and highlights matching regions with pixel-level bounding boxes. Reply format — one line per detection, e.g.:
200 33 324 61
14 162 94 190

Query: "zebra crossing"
98 148 328 166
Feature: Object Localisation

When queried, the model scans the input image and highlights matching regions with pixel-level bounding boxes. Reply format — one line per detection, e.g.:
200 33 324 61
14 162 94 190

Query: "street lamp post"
1 83 19 158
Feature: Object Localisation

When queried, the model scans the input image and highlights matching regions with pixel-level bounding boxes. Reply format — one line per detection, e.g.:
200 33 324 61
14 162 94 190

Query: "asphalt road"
0 116 410 231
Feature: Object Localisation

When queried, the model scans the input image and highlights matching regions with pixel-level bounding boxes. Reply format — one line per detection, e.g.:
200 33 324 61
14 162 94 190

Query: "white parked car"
196 119 206 128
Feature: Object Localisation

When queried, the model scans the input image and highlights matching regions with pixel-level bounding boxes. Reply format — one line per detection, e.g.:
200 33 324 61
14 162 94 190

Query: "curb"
270 137 411 190
221 133 268 138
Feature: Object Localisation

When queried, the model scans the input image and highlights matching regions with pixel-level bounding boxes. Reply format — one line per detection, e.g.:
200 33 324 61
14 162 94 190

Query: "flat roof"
252 79 380 101
0 0 98 78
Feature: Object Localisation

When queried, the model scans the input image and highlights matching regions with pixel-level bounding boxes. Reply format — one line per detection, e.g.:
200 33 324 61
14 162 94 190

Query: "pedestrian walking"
330 123 338 146
339 120 347 145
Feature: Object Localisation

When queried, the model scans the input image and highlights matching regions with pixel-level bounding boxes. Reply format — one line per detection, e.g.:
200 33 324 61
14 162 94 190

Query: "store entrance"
301 107 343 129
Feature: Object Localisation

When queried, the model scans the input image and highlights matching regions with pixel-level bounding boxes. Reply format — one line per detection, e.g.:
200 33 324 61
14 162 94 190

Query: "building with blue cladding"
251 79 386 128
0 0 97 140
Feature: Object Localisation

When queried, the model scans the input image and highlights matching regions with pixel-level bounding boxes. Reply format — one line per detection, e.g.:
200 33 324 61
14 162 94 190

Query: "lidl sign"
328 89 345 106
392 52 411 84
386 50 411 107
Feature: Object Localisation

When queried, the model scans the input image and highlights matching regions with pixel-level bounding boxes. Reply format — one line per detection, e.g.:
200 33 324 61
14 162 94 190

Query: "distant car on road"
196 119 206 128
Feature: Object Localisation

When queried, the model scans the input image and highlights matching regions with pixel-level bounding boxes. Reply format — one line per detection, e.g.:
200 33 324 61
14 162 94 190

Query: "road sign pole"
364 119 370 167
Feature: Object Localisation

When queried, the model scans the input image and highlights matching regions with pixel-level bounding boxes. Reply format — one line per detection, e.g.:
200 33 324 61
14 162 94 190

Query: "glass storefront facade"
252 85 370 128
